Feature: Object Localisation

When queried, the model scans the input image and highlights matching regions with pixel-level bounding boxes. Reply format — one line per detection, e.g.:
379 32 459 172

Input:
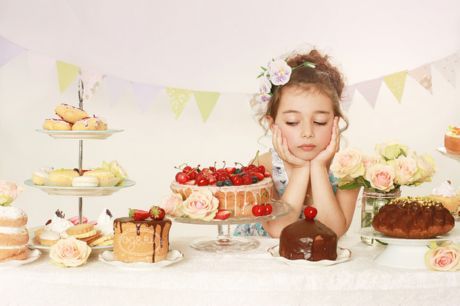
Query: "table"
1 233 460 306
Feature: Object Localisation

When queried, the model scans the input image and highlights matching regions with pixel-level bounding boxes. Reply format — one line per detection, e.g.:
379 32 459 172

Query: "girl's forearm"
263 166 310 237
310 163 347 236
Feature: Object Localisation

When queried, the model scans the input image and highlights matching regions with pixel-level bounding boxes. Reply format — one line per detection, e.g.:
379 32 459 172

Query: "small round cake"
445 126 460 155
279 207 338 261
0 206 30 262
113 217 171 263
55 103 88 124
372 197 455 239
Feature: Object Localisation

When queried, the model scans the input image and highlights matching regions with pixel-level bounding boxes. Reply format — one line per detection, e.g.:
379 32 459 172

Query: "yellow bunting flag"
166 87 192 119
383 70 408 103
193 91 220 122
56 61 80 92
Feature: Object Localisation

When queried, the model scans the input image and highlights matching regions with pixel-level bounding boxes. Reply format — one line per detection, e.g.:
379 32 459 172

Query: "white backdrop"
0 0 459 237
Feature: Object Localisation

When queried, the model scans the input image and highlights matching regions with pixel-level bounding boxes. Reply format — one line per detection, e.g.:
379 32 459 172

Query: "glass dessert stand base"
173 200 290 253
360 226 460 269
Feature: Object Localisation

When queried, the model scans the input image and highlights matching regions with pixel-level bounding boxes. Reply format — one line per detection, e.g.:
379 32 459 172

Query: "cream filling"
0 226 26 234
68 229 97 239
0 244 27 250
0 206 26 219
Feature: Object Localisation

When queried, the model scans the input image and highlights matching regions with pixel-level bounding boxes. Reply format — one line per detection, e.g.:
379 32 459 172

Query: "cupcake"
429 180 460 214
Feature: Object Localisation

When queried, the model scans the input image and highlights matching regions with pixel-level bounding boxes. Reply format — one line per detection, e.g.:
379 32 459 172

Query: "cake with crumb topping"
372 197 455 239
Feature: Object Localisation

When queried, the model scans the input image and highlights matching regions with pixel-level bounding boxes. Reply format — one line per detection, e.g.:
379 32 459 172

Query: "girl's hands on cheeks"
311 116 340 168
272 125 309 168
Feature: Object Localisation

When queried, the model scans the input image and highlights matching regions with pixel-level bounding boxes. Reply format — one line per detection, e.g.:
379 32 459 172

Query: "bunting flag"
341 85 357 112
131 81 163 112
56 61 80 92
432 53 458 87
166 87 192 119
193 91 220 122
105 75 128 106
383 70 408 103
0 35 459 121
355 78 383 108
409 64 432 94
0 36 25 67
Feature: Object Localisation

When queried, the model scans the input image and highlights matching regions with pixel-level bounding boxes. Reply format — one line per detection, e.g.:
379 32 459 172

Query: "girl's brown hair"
262 49 349 131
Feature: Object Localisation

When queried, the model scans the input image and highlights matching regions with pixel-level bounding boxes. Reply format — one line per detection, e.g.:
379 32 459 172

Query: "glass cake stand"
173 200 290 253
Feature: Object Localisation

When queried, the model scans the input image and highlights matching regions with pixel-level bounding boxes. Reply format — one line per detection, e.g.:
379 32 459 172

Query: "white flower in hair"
267 59 292 86
259 76 272 94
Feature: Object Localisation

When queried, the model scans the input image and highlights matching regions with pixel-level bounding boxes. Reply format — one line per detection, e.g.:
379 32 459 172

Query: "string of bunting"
0 35 459 121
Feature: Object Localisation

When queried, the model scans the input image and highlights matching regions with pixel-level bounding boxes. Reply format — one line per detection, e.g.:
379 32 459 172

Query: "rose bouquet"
331 142 436 193
0 180 21 206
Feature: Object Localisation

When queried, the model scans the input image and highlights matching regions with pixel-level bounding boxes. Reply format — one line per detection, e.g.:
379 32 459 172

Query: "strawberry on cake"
170 163 273 218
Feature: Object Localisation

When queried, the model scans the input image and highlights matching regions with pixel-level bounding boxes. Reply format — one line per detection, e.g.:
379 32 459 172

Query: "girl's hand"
272 125 309 168
311 116 340 168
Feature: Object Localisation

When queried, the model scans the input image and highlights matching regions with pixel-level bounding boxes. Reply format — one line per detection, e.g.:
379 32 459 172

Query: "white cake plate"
36 129 123 140
360 226 460 269
437 146 460 161
24 179 135 196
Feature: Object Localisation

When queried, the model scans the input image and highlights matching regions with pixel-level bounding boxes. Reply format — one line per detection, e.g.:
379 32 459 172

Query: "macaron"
66 224 97 239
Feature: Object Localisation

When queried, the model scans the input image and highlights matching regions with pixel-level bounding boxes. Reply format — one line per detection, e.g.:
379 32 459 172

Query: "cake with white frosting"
0 206 30 261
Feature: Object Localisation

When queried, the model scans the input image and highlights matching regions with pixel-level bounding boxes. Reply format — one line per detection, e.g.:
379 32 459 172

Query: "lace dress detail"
233 149 337 237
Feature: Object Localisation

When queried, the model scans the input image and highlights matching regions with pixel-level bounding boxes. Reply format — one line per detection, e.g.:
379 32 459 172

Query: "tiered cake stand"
173 200 290 253
25 81 135 226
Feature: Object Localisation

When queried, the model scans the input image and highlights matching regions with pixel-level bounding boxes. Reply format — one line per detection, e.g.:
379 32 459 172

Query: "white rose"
181 190 219 221
49 237 92 267
331 148 365 180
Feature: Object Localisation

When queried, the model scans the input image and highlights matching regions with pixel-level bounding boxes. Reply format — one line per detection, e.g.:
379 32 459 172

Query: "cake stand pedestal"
174 200 290 253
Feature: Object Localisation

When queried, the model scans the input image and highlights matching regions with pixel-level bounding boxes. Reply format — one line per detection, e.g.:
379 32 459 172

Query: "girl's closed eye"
286 121 299 126
314 121 327 126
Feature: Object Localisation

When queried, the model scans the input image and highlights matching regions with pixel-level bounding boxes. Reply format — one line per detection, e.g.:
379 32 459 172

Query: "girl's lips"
298 144 316 151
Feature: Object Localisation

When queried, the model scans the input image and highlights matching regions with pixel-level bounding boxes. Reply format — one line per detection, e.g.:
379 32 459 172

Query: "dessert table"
1 232 460 306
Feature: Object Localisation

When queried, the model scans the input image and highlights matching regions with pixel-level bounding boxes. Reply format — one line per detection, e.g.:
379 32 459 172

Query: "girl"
235 49 360 238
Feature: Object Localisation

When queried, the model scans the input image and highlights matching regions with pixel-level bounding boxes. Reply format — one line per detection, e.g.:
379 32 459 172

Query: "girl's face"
271 87 335 161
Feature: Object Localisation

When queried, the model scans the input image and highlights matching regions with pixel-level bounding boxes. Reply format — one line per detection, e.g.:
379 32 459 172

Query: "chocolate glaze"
114 217 171 262
372 198 455 238
279 219 337 261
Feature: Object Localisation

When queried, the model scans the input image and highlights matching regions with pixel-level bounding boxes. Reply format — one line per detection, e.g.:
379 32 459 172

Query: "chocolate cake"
279 219 338 261
113 217 171 263
372 197 455 239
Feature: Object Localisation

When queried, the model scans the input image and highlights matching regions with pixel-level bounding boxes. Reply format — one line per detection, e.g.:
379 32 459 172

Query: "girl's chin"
292 150 319 161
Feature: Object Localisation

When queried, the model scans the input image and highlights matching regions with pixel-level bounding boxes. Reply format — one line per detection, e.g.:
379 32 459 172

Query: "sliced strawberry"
129 209 150 221
214 210 232 220
149 206 166 221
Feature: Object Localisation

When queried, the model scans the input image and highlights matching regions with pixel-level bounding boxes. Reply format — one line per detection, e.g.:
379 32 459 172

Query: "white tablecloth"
1 233 460 306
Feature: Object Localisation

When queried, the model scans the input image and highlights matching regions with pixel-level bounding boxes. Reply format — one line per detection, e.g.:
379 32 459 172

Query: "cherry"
208 175 217 185
242 175 252 185
304 206 317 220
264 204 273 215
225 167 236 174
257 165 266 174
264 171 271 178
183 166 192 173
197 177 209 186
232 176 243 186
252 204 263 217
252 172 265 180
175 172 189 184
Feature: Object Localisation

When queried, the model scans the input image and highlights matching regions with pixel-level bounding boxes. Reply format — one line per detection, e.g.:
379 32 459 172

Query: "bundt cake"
372 197 455 239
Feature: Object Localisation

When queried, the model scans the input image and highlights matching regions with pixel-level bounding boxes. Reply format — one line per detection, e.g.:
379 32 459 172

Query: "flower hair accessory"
252 58 316 112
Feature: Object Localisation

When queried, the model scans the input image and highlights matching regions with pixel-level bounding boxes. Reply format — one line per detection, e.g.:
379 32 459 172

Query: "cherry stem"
250 150 260 165
222 161 226 168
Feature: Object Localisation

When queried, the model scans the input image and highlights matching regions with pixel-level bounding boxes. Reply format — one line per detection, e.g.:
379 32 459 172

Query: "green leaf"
338 181 361 190
256 72 264 78
260 66 267 71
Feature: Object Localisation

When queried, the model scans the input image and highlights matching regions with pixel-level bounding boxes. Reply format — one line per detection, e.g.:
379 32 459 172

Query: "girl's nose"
302 124 314 139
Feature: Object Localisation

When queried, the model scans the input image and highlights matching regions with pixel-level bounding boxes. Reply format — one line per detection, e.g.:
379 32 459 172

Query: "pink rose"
181 190 219 221
425 242 460 271
331 148 365 180
365 164 395 192
0 180 21 206
160 193 183 217
49 237 92 267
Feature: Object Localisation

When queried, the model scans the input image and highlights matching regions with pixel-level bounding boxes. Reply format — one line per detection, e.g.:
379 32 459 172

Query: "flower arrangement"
425 241 460 271
331 142 436 193
0 180 21 206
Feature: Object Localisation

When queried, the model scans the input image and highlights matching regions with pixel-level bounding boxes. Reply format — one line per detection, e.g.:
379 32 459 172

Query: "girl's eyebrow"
281 110 331 114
